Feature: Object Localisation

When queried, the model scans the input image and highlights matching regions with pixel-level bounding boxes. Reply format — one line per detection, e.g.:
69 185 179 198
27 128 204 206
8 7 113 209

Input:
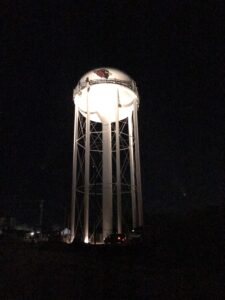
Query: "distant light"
84 236 89 244
30 231 35 236
132 229 135 232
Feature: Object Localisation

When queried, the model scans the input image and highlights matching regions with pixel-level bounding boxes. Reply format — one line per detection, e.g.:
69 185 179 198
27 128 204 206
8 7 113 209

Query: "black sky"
2 1 224 226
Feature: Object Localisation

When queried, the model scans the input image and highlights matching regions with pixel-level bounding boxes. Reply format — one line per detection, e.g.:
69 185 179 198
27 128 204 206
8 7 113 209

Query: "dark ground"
0 209 224 300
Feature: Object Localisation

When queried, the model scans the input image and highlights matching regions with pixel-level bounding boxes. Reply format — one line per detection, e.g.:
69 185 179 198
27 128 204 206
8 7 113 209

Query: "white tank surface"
73 68 139 123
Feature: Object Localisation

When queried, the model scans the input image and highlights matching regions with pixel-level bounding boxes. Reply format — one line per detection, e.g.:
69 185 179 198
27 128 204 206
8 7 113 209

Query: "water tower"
70 68 143 243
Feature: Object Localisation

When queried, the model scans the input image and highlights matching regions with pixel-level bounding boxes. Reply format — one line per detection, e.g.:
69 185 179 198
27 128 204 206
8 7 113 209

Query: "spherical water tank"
73 68 139 123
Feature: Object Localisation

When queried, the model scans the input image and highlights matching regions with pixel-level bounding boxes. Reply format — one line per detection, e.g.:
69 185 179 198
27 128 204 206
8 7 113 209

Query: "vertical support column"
128 113 137 229
84 91 90 243
102 122 112 240
71 105 79 242
116 91 122 233
133 99 143 227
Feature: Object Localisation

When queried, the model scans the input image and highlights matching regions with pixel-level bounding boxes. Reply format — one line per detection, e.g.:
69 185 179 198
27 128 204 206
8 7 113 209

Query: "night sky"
2 1 224 227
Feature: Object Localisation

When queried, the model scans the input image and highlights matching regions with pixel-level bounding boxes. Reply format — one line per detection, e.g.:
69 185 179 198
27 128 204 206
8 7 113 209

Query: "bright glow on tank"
73 68 139 123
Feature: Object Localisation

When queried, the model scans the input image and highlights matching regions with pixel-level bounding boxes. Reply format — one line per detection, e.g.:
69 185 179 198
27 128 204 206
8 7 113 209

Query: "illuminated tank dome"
73 67 139 123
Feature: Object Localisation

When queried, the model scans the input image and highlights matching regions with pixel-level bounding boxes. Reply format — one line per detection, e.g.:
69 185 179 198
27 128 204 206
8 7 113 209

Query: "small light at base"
84 237 89 244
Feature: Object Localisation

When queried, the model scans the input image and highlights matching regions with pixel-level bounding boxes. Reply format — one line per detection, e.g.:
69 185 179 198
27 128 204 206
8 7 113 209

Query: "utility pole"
39 199 44 232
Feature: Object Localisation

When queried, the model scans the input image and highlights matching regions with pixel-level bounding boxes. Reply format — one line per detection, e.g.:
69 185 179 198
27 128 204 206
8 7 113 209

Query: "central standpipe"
116 93 122 234
102 122 112 240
